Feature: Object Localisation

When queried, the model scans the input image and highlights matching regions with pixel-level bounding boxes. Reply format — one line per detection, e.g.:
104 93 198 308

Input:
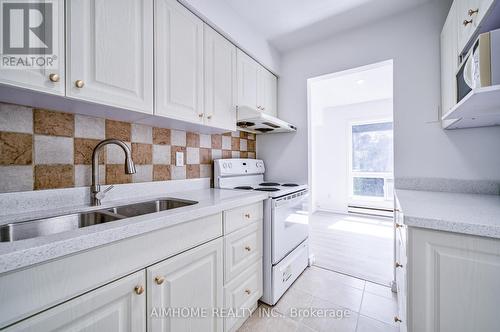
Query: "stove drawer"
224 221 262 283
223 201 263 235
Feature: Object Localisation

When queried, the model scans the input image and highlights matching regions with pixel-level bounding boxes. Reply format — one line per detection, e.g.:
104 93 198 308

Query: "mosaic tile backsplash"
0 103 256 193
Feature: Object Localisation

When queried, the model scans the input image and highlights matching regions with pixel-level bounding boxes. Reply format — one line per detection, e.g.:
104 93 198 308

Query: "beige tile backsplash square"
34 109 74 137
0 132 32 165
0 102 257 193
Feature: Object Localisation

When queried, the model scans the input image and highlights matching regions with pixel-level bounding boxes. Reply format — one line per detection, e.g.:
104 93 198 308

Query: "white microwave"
456 28 500 103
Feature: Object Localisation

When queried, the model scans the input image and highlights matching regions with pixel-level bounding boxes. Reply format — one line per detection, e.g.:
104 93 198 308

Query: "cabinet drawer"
224 221 262 283
223 201 263 234
224 260 262 332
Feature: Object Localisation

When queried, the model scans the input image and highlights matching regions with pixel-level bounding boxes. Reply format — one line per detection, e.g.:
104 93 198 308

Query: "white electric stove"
214 159 309 305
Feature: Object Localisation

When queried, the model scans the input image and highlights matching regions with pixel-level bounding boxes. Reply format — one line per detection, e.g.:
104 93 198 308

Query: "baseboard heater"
347 205 393 218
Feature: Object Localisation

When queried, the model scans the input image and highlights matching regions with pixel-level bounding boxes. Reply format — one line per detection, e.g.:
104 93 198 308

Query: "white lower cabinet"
396 203 500 332
5 271 146 332
1 203 265 332
147 238 223 332
222 202 264 332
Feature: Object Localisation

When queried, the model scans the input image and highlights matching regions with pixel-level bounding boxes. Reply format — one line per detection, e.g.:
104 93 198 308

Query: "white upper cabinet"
66 0 153 114
155 0 204 123
147 239 223 332
204 25 237 131
237 49 278 117
262 68 278 117
0 0 65 95
441 1 459 119
456 0 495 52
237 49 260 112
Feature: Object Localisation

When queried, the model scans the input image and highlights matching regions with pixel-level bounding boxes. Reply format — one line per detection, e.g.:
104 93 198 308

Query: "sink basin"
0 198 198 242
108 198 198 218
0 211 123 243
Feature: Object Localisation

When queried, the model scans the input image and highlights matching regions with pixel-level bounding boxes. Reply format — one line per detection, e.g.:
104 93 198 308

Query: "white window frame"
348 118 394 209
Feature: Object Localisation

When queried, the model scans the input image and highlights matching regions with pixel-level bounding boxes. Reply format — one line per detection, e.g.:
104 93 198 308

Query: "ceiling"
310 62 393 109
223 0 434 52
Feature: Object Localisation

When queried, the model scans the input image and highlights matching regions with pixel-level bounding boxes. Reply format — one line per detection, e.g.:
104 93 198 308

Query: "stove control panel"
214 158 265 176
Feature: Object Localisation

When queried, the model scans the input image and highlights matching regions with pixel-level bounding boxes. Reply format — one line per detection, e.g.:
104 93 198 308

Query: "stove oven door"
272 190 309 264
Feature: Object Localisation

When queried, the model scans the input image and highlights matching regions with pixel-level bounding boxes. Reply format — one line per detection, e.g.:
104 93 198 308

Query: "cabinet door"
155 0 204 123
147 238 223 332
66 0 153 113
263 69 278 117
409 228 500 332
204 25 237 131
5 271 146 332
441 0 459 118
237 49 259 111
0 0 65 95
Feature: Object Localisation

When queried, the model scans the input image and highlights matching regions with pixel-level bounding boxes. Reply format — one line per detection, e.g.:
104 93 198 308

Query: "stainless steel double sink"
0 198 197 243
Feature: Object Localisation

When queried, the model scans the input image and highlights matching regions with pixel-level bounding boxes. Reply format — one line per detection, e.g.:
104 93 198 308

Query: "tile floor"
309 212 394 285
238 266 398 332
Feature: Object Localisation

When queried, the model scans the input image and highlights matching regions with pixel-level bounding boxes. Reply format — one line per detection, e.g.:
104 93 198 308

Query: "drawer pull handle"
244 213 251 218
394 316 402 323
134 285 144 295
245 246 251 251
75 80 85 88
155 276 165 285
468 8 479 16
245 289 251 295
395 262 403 268
49 73 60 82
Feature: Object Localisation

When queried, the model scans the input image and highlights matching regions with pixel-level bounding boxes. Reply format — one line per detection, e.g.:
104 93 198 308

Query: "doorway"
307 60 394 285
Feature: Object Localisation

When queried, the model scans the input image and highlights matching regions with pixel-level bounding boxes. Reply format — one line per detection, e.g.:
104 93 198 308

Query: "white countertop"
0 188 268 275
396 189 500 239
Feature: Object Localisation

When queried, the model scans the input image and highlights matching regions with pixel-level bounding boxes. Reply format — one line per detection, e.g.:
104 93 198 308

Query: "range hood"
236 106 297 134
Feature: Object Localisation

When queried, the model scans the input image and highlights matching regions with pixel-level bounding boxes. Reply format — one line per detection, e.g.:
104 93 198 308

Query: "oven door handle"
274 191 309 208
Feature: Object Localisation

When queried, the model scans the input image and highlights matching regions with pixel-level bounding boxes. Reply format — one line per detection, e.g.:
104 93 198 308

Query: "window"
350 121 394 203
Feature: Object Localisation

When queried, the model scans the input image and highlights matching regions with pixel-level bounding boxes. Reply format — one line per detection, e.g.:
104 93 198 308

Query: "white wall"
179 0 281 74
312 99 393 213
258 0 500 183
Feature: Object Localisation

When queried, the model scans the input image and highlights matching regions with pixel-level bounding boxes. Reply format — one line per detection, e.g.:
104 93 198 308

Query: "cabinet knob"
395 262 403 268
198 113 204 118
245 246 251 252
75 80 85 88
155 276 165 285
134 285 144 295
49 73 60 82
245 289 251 295
207 115 212 119
463 19 473 26
244 213 251 219
468 8 479 16
395 223 403 228
394 316 402 323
